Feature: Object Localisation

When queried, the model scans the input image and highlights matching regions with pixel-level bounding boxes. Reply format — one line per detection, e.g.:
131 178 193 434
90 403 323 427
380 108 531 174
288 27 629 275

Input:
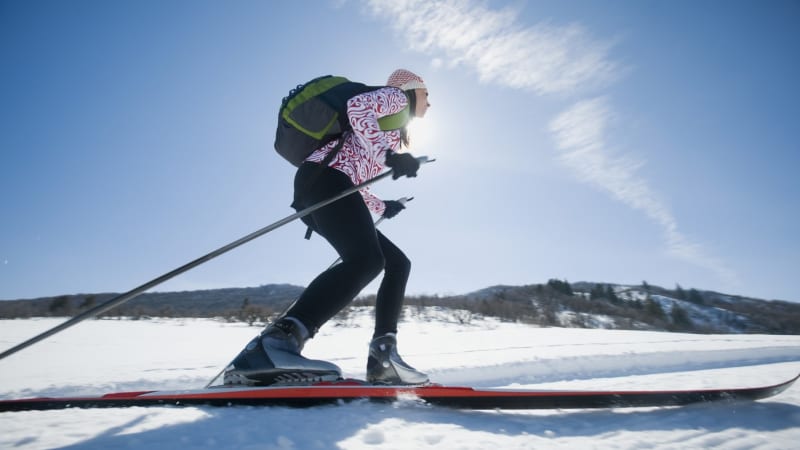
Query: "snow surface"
1 307 799 449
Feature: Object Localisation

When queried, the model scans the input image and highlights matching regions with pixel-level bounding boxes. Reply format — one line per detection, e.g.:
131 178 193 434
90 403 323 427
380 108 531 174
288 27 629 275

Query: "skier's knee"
385 252 410 280
360 250 386 280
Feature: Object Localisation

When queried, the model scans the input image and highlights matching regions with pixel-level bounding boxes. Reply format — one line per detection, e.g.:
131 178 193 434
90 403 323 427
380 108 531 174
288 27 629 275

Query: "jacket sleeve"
345 87 407 216
359 188 386 216
346 87 408 155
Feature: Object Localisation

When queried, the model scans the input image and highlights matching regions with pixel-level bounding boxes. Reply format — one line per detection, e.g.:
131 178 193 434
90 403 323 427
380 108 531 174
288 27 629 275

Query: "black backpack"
274 75 410 166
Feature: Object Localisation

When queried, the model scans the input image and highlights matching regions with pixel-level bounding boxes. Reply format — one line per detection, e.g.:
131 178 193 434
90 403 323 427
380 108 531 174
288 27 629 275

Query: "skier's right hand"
382 200 406 219
385 151 420 179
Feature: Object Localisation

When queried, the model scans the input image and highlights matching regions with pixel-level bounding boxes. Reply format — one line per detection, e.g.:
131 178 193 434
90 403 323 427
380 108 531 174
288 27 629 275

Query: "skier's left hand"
385 151 420 179
382 200 406 219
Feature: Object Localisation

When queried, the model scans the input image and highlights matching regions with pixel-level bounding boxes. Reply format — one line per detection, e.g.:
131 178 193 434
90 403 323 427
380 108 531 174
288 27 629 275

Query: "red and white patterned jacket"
304 87 407 216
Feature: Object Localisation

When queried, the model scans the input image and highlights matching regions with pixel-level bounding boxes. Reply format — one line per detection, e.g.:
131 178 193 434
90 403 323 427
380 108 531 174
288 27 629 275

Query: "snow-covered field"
1 307 799 449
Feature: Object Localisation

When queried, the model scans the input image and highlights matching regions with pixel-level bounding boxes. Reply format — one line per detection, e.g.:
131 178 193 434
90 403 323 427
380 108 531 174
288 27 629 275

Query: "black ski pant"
287 162 411 338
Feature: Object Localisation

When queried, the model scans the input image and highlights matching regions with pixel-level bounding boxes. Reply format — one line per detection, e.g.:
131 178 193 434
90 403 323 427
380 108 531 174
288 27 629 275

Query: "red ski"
1 374 796 412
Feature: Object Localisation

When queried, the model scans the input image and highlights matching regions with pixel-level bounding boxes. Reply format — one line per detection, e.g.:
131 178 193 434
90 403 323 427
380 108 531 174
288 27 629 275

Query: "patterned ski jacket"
304 86 408 216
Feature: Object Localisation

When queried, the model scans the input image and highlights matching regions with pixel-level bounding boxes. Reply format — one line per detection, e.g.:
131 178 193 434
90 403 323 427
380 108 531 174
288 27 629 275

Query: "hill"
0 284 303 324
432 281 800 334
1 280 799 334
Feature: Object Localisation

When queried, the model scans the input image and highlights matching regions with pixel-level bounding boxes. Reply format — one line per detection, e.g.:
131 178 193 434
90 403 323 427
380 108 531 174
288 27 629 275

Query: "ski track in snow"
1 309 799 450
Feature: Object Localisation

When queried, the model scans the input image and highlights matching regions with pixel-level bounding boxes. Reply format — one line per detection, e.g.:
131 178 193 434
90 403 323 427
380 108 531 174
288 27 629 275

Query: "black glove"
385 151 420 180
382 200 406 219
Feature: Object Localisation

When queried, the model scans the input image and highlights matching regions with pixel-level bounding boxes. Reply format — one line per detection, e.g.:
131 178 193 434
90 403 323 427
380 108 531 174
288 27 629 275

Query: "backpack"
274 75 411 167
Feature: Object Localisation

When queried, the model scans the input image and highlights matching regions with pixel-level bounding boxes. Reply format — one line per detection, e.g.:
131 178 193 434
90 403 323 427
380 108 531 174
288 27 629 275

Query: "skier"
224 69 431 386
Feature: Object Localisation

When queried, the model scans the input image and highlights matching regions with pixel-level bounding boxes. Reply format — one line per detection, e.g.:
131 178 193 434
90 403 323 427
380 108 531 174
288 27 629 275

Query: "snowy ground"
1 307 799 449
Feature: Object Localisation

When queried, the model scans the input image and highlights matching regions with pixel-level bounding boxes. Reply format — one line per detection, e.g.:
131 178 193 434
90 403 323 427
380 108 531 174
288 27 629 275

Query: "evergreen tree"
670 304 692 329
78 296 96 311
547 279 573 296
48 296 72 316
644 298 666 320
675 284 687 300
605 285 620 304
688 288 705 305
590 284 604 300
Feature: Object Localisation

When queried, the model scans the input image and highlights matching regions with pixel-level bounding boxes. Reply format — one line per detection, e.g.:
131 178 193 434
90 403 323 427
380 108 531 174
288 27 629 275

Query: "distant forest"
2 281 799 334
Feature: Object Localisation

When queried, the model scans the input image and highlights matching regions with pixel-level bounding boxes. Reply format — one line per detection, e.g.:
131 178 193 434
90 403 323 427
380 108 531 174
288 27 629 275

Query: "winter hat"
386 69 426 91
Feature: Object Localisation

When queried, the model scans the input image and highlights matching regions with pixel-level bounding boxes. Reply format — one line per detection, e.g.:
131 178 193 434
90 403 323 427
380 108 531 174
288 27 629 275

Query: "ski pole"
203 196 414 388
0 157 432 361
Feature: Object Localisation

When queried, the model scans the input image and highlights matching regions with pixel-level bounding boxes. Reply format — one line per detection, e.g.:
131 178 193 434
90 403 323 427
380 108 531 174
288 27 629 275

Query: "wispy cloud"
364 0 617 95
363 0 735 283
549 98 736 282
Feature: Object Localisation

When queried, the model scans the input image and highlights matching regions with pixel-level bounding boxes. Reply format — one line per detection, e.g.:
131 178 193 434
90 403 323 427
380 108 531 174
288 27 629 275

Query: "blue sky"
1 0 798 302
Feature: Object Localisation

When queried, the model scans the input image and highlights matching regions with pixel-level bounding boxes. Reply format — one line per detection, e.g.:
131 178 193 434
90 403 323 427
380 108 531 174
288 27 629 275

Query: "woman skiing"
224 69 431 386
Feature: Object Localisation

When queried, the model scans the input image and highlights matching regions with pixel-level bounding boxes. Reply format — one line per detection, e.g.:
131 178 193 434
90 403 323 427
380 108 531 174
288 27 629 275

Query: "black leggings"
287 162 411 338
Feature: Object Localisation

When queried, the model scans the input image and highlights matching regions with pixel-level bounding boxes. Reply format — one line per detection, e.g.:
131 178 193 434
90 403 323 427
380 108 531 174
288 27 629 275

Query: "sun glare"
406 119 435 153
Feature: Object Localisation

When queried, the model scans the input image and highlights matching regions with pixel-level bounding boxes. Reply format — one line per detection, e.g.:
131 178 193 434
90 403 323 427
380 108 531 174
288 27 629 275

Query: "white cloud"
364 0 617 95
364 0 735 284
549 98 736 283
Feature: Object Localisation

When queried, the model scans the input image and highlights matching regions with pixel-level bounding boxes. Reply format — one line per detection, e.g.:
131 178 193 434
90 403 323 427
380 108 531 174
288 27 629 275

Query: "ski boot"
366 333 429 385
223 317 341 386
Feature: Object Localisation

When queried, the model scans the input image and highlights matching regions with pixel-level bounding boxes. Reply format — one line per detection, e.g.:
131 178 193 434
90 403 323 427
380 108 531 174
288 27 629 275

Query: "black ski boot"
223 318 341 386
366 333 429 385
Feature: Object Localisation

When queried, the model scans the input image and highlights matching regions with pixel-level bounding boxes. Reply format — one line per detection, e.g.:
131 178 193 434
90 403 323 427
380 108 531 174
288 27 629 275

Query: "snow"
1 308 799 449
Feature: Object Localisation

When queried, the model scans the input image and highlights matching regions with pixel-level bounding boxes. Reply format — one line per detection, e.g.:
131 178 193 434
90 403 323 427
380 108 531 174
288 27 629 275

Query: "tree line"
1 281 798 334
